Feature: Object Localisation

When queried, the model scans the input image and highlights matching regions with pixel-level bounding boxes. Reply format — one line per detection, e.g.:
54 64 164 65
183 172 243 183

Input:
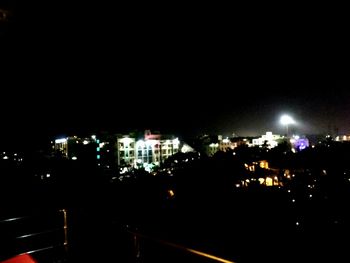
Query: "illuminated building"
117 137 136 166
219 138 238 152
208 142 219 156
54 138 68 158
252 132 282 149
117 130 180 168
54 135 100 162
53 131 188 170
200 135 247 157
335 135 350 142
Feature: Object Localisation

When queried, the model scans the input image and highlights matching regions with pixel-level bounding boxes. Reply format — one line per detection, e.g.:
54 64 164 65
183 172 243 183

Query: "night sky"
1 2 349 145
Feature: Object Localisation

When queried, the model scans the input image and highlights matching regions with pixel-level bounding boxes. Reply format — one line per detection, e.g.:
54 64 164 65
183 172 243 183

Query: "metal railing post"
60 209 68 249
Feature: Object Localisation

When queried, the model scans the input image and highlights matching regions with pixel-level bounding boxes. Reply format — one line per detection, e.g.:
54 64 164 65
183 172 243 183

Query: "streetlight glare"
280 115 295 125
280 114 296 137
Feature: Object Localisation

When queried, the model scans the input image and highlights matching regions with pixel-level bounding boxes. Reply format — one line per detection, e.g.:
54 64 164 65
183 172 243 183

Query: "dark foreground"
1 159 350 262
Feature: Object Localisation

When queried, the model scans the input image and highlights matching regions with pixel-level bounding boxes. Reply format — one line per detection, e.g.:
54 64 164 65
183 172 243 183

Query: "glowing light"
280 115 296 125
72 156 77 160
3 156 8 160
265 177 273 186
280 114 296 136
181 143 194 153
55 138 67 144
83 140 89 145
120 167 128 174
168 189 175 198
119 137 134 145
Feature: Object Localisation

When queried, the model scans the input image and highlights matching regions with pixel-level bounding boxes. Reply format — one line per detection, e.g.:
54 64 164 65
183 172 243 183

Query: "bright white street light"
280 115 296 136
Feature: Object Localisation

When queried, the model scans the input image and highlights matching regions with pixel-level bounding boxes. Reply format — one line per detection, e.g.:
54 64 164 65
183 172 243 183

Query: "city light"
280 114 296 136
55 138 67 144
119 137 134 145
280 115 295 126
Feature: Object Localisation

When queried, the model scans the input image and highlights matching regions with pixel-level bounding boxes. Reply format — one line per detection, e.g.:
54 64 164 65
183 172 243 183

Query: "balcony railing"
1 208 238 263
125 225 237 263
0 209 68 263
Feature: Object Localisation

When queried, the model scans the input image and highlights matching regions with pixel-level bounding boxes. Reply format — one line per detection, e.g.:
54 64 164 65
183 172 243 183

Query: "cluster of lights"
1 152 23 162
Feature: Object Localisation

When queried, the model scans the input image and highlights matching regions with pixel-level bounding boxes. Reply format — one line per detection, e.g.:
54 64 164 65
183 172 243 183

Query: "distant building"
252 132 283 149
200 135 247 156
117 137 136 166
54 138 68 158
207 142 219 156
219 138 238 152
53 130 192 171
54 135 100 163
335 135 350 142
116 130 181 169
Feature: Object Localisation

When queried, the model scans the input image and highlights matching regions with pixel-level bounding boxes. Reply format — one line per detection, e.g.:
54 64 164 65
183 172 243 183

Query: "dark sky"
1 2 349 146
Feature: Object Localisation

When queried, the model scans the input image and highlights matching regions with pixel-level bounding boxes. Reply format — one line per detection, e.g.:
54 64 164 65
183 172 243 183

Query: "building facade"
117 130 180 168
252 132 282 149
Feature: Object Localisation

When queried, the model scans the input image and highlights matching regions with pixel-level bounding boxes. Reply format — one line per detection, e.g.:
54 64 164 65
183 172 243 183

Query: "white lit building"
335 135 350 142
117 137 136 166
252 132 282 149
204 135 241 157
54 138 68 157
117 131 180 168
219 138 238 152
